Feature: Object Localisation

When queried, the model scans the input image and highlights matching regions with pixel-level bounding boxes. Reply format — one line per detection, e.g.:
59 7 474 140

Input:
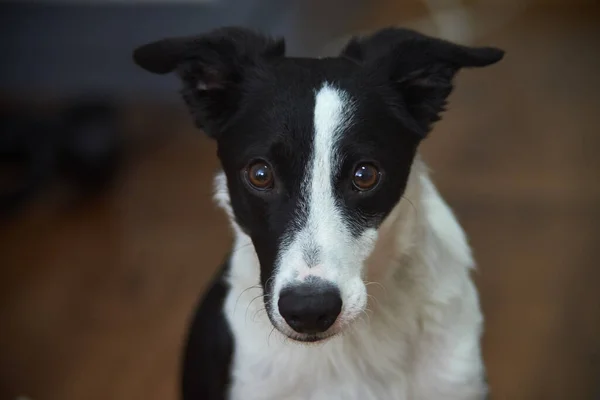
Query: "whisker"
364 280 389 301
360 308 372 325
245 293 265 324
229 242 254 256
366 293 382 310
263 276 275 293
402 195 418 217
252 307 267 322
233 284 261 317
267 326 277 347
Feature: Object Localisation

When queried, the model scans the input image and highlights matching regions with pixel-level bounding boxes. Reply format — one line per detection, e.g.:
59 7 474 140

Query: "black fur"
181 259 233 400
341 27 504 135
133 27 285 137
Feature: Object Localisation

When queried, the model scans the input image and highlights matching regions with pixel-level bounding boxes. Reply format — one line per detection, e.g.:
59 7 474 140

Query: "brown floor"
1 5 600 400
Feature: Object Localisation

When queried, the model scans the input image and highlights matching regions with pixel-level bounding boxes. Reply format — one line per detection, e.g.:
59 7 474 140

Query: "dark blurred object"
59 99 123 192
0 98 124 217
0 110 58 216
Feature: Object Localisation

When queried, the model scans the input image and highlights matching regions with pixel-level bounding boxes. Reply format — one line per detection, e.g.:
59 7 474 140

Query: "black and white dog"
133 26 504 400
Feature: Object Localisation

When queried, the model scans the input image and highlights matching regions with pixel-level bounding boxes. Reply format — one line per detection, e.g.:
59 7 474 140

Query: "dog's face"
216 62 421 342
133 27 503 342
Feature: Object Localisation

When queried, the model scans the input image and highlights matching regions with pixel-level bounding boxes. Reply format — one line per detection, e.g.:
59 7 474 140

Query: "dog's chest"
224 288 415 400
223 281 487 400
228 333 411 400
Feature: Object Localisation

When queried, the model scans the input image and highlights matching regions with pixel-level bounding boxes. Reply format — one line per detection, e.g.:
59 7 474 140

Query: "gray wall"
0 0 368 100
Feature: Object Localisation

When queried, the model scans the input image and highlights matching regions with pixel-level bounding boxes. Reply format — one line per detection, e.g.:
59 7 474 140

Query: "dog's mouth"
288 332 337 343
276 326 340 344
265 308 354 344
263 308 337 344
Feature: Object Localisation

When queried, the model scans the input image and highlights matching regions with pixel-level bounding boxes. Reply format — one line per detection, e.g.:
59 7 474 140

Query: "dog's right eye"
245 160 274 191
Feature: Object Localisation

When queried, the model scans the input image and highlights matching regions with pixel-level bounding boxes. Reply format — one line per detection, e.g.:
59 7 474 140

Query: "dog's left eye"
245 160 274 190
352 163 380 191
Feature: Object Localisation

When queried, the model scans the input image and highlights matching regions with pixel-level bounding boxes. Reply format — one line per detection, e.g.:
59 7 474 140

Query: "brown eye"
246 160 274 190
352 163 380 191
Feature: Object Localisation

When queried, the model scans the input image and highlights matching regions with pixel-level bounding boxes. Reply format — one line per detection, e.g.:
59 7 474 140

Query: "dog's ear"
133 27 285 137
341 28 504 136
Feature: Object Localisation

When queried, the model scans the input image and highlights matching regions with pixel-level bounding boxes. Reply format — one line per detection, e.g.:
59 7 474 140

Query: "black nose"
278 282 342 334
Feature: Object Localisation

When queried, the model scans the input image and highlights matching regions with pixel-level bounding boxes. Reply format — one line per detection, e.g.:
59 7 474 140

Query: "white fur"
217 83 487 399
271 84 376 335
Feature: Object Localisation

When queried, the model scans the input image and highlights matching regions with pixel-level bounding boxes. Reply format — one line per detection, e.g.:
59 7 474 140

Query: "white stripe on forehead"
312 83 352 174
272 82 374 323
302 83 354 261
275 83 355 280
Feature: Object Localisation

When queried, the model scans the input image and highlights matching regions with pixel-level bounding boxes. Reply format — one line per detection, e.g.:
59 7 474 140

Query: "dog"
133 26 504 400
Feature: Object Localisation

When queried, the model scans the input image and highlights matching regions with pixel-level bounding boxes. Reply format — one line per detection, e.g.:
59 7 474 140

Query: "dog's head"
133 27 503 342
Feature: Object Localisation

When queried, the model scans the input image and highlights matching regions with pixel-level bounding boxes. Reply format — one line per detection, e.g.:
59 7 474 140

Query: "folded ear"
133 27 285 137
341 28 504 136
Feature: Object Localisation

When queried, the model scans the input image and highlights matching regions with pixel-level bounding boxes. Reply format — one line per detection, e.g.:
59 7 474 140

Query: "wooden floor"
1 5 599 400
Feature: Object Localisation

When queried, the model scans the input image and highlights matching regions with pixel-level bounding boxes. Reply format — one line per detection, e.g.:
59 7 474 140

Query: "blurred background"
1 0 599 399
